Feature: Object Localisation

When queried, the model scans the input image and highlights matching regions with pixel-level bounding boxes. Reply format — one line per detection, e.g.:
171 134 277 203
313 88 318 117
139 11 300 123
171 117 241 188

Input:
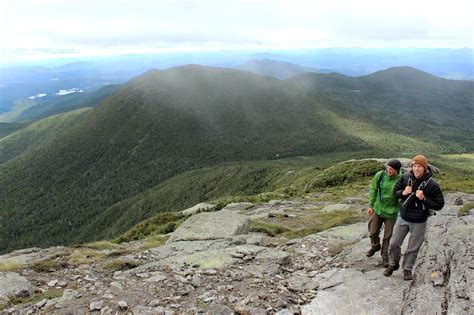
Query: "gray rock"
205 303 234 314
301 268 410 315
0 296 11 309
166 210 250 243
89 300 104 311
320 203 353 212
221 202 254 212
400 203 474 315
0 272 33 299
286 272 318 292
132 305 169 315
302 193 474 315
181 202 216 216
34 299 47 309
454 196 464 205
118 300 128 309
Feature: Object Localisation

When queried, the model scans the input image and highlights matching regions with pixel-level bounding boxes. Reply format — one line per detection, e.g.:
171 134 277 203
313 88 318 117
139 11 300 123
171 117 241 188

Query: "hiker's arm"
424 185 444 211
368 173 379 209
394 176 406 198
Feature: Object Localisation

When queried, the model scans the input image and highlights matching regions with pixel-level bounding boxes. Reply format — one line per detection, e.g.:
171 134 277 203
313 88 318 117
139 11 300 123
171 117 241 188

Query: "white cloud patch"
0 0 472 62
28 93 47 99
56 88 83 96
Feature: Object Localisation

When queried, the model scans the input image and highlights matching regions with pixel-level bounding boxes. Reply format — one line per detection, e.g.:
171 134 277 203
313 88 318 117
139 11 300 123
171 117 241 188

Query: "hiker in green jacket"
366 159 402 267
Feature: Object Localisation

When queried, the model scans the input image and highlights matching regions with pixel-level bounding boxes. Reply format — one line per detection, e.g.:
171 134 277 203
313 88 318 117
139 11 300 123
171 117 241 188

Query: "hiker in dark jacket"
366 159 402 267
384 155 444 280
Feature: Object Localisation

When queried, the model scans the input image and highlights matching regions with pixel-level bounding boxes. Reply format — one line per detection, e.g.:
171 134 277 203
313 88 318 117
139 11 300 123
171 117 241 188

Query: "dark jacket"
394 170 444 223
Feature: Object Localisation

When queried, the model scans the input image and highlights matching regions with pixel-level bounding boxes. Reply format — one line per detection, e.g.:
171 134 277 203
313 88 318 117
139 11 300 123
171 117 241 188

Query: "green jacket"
369 170 401 219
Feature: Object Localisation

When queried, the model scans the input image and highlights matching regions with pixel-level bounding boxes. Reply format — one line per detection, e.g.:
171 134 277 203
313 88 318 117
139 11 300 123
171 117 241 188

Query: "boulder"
301 268 410 315
166 210 249 243
0 272 34 299
180 202 215 216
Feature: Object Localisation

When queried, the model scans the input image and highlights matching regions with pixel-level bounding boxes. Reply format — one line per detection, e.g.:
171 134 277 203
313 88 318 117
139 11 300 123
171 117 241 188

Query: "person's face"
386 165 398 177
412 163 425 179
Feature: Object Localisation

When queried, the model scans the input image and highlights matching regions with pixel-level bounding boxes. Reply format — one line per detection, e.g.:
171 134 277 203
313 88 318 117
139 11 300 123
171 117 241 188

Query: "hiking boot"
403 270 413 281
382 257 389 268
383 264 399 277
366 244 381 257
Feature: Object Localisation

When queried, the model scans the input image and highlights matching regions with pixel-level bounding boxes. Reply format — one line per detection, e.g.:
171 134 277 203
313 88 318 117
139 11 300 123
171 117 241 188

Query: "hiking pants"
368 213 396 259
388 217 427 271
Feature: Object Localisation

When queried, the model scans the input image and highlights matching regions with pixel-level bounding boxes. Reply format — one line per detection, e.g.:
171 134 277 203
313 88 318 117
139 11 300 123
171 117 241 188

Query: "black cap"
387 159 402 174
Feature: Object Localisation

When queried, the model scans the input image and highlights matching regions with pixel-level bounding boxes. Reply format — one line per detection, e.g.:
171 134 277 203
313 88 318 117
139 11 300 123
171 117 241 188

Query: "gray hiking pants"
388 217 427 271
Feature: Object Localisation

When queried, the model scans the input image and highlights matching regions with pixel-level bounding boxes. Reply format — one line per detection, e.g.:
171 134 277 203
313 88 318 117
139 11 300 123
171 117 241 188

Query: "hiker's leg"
402 221 427 271
368 212 383 249
388 217 409 267
381 218 397 262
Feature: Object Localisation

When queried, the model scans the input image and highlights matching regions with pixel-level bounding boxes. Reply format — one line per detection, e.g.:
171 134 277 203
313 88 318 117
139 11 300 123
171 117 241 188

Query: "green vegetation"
138 234 167 251
29 259 66 272
290 67 474 152
282 210 365 239
0 122 28 138
458 202 474 217
249 220 290 236
0 65 472 253
0 108 91 163
0 261 21 272
434 154 474 193
83 241 119 251
310 160 383 189
67 248 105 266
10 289 63 306
15 84 120 122
115 212 184 243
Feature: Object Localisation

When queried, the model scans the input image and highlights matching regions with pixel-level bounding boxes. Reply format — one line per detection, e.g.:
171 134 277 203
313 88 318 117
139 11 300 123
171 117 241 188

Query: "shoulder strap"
419 177 433 190
377 170 385 188
377 171 386 201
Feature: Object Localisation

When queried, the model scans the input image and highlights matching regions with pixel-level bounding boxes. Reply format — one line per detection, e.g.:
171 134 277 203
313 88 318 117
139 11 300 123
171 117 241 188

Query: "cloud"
0 0 472 62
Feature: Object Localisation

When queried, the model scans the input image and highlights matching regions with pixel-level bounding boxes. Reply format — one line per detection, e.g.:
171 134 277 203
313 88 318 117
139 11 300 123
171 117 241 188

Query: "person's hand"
416 190 425 201
402 186 412 196
367 208 374 216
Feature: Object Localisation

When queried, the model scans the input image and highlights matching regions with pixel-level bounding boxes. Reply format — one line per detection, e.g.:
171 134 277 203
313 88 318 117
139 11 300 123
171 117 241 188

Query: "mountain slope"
14 84 121 122
0 65 368 253
0 108 92 164
0 65 472 253
289 67 474 150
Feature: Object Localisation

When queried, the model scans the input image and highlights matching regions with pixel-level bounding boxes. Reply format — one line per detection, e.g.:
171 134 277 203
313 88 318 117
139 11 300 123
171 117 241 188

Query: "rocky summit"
0 192 472 314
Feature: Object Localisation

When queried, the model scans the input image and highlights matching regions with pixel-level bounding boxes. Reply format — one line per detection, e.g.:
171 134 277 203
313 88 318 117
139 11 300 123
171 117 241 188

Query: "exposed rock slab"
301 268 409 314
302 193 474 315
320 203 354 212
0 272 34 298
166 210 249 243
0 246 67 267
180 202 216 216
400 203 474 314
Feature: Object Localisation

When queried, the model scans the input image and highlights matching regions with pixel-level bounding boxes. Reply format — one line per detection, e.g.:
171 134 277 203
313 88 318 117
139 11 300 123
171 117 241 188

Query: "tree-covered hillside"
0 65 472 253
289 67 474 151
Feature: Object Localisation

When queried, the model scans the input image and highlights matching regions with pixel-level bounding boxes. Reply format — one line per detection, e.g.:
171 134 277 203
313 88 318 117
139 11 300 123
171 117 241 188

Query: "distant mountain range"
235 59 326 79
0 64 472 253
1 47 472 116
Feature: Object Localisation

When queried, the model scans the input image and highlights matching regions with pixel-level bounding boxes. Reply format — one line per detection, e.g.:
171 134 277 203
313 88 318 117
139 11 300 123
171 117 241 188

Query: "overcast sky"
0 0 473 63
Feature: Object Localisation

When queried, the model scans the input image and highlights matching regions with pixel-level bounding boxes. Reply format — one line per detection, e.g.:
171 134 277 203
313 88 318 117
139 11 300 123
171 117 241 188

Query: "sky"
0 0 473 64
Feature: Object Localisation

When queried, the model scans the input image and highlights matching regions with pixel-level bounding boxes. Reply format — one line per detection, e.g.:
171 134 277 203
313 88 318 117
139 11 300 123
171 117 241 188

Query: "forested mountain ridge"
289 66 474 150
0 65 472 253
